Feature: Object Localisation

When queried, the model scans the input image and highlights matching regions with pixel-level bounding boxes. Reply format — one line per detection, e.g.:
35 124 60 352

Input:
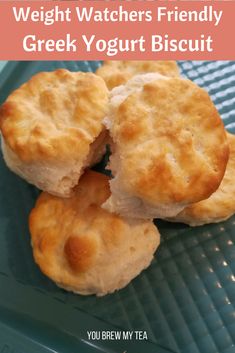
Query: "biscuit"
0 69 109 197
166 133 235 226
103 75 229 219
29 170 160 296
96 60 180 90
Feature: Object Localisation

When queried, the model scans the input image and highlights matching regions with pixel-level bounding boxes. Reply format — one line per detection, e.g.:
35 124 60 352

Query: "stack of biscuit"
0 61 233 296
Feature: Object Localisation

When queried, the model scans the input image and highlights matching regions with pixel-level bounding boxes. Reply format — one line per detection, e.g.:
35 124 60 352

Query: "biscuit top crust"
96 61 179 90
169 132 235 225
110 77 229 206
0 69 108 162
29 170 159 284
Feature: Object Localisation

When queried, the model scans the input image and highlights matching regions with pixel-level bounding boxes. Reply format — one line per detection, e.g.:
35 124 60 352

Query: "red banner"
0 1 234 60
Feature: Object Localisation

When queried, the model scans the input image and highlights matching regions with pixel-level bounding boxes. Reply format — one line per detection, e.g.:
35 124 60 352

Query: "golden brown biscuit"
29 170 160 296
0 69 108 196
166 133 235 226
103 75 229 219
96 60 180 90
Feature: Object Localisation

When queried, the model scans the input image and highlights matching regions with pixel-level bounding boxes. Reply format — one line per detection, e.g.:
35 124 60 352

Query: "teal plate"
0 61 234 353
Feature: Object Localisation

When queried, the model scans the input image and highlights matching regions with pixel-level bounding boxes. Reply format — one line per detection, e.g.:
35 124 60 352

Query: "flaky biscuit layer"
166 133 235 226
0 69 108 163
29 170 160 296
104 75 229 219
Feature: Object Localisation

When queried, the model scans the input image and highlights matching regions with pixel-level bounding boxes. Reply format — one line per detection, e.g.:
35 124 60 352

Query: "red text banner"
0 1 234 60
